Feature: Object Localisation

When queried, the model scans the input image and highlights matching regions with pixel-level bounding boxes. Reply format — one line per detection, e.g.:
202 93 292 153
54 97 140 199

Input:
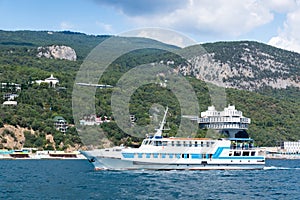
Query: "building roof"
53 116 66 121
3 101 17 105
45 74 58 81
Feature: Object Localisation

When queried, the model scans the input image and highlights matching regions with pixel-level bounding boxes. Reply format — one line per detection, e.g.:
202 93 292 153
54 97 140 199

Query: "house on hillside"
3 93 19 101
79 114 111 126
1 83 21 91
53 116 68 133
35 74 59 88
3 101 17 106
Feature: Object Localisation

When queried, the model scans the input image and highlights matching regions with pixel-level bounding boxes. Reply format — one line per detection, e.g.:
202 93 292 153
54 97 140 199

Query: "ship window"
176 154 181 159
138 153 143 158
251 151 256 156
183 141 187 147
169 153 174 158
189 141 192 147
162 141 167 146
201 142 204 147
146 153 151 158
195 141 198 147
234 151 241 156
122 153 134 158
161 153 166 158
171 141 175 146
176 141 181 147
207 142 210 147
182 154 189 159
153 153 158 158
242 151 249 156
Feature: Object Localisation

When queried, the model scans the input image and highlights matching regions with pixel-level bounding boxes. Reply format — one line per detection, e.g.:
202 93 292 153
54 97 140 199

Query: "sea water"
0 159 299 200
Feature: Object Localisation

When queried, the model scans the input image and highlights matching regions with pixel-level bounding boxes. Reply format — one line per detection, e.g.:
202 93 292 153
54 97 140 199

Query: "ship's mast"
153 106 168 137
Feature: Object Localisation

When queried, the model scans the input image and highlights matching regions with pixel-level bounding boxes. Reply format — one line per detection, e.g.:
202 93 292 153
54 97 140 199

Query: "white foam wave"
264 166 300 170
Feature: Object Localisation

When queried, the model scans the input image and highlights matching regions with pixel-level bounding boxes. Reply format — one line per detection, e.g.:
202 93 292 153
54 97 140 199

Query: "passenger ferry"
82 106 265 170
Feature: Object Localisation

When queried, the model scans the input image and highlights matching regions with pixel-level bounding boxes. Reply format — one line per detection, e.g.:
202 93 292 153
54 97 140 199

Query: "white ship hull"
83 156 264 170
82 144 265 171
82 107 265 170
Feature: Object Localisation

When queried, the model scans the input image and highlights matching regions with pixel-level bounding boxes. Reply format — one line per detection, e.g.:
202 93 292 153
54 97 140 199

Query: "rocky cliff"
0 125 68 150
177 41 300 91
37 45 77 61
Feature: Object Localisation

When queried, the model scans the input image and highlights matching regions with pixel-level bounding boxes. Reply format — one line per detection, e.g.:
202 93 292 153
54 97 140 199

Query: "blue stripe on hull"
212 147 265 160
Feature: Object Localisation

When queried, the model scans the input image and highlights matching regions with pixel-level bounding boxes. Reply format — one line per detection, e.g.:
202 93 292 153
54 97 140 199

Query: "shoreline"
0 150 86 160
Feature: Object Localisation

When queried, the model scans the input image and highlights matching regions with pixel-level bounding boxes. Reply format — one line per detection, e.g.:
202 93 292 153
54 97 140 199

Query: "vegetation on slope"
0 30 299 149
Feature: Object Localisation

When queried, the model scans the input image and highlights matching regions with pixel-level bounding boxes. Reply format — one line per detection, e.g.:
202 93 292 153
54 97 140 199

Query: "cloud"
94 0 275 38
262 0 297 13
96 21 113 33
268 4 300 53
93 0 300 53
93 0 185 16
268 36 300 53
60 21 74 30
120 28 197 48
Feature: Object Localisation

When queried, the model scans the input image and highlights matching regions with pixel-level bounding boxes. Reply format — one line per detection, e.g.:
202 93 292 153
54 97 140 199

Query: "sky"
1 0 300 53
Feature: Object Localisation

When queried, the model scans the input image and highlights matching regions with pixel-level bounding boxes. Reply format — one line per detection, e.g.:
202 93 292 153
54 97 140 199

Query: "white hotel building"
279 141 300 154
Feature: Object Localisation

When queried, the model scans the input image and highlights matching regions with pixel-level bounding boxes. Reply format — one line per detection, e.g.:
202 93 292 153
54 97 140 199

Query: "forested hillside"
0 30 299 149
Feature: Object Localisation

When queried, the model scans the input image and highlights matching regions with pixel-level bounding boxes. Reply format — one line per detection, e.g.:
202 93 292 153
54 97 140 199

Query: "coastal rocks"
0 125 30 149
45 134 55 149
0 125 81 152
37 45 77 61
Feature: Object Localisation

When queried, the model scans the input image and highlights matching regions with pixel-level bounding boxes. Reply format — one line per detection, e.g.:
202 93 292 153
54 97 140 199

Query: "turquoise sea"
0 159 299 200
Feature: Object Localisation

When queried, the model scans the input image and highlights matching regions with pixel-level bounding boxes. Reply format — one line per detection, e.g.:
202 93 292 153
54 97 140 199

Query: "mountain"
178 41 300 92
0 30 300 149
0 30 108 59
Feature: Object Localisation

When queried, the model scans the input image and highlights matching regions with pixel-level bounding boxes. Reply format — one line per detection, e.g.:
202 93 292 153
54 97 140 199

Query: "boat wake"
264 166 300 170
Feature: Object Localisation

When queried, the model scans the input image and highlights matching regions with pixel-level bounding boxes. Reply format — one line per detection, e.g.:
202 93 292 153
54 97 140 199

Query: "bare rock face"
37 45 77 61
0 125 30 149
175 42 300 91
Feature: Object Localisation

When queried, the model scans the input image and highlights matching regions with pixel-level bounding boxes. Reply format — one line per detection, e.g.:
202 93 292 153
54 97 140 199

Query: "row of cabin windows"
135 153 211 159
124 151 257 159
143 140 215 147
229 151 256 156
